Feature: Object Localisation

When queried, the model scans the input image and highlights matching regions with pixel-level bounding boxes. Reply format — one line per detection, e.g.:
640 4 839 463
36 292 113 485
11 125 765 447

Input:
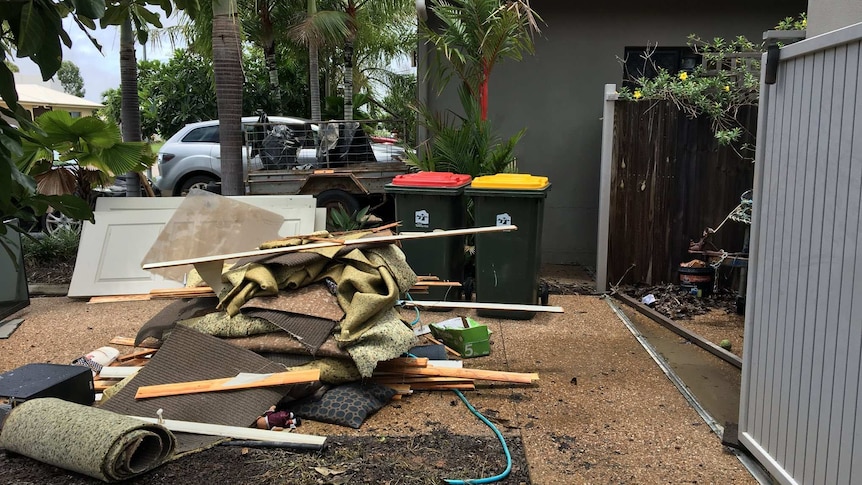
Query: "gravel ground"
1 293 755 484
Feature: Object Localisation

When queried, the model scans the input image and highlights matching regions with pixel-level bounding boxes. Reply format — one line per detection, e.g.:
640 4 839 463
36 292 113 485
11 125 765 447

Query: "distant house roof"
14 84 103 109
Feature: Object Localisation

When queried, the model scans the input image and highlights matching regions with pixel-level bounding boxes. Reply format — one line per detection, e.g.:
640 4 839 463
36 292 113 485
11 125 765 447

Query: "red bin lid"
391 171 472 188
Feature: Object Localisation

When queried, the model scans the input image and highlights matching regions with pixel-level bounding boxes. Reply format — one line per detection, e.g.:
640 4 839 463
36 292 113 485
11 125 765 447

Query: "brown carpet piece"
134 297 220 347
241 284 344 321
241 309 335 353
225 333 351 359
100 326 289 455
258 352 314 368
234 251 325 268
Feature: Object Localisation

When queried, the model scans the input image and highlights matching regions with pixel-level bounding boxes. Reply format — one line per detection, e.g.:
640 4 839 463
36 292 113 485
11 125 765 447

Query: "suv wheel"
177 174 218 196
42 210 82 235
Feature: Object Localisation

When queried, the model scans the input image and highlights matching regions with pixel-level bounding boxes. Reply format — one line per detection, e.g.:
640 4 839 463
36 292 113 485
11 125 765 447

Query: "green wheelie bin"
385 172 472 302
465 173 551 319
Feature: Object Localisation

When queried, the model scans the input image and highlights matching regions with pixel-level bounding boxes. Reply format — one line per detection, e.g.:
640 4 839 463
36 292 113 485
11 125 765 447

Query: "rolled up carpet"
0 398 175 482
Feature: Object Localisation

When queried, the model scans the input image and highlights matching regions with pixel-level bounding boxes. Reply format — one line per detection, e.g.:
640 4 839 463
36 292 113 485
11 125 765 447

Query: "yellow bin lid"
470 173 549 190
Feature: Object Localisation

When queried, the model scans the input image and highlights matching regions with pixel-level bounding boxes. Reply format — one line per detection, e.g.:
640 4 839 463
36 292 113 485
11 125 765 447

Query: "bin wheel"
539 282 550 306
462 277 475 302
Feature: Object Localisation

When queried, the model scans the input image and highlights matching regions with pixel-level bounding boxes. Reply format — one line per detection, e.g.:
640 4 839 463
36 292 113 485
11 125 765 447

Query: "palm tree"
337 0 412 121
253 0 282 104
287 0 351 121
119 18 142 196
102 1 172 196
211 0 244 195
421 0 541 120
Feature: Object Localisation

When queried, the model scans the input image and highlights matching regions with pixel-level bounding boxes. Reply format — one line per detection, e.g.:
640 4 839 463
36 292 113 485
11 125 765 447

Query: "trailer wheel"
317 190 361 230
317 189 360 213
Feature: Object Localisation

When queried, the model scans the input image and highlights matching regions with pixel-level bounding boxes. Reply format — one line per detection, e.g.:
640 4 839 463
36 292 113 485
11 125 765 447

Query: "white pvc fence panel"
739 22 862 485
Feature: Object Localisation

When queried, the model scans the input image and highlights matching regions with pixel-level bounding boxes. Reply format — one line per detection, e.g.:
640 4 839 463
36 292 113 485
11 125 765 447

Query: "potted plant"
411 0 541 176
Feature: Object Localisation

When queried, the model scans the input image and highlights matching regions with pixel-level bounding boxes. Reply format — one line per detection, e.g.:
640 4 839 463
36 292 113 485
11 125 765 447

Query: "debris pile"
0 193 550 483
626 284 739 320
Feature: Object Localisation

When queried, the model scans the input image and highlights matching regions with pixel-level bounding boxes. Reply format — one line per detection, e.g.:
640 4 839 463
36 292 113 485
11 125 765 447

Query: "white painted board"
69 210 184 297
69 207 317 297
95 195 316 211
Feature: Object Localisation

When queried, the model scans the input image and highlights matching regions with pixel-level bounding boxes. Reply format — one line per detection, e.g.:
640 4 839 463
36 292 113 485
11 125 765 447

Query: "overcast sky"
14 12 415 105
15 13 182 104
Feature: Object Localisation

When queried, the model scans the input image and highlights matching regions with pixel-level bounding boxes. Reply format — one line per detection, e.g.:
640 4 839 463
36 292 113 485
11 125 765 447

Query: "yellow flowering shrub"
618 35 761 148
617 13 805 150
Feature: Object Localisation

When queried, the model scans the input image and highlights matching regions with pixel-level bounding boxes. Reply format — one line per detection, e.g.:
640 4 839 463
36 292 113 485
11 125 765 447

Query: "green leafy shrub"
775 12 807 31
407 87 522 176
328 206 371 232
22 229 80 266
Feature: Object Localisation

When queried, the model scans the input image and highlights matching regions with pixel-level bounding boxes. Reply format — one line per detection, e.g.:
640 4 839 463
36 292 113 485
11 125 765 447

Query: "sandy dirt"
0 293 756 484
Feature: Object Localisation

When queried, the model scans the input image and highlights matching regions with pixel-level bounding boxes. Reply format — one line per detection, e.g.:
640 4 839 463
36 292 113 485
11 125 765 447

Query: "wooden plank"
93 380 121 391
400 300 564 313
88 294 152 304
117 348 157 362
129 416 326 449
376 357 429 368
99 366 142 379
142 225 518 270
410 383 476 391
149 286 215 296
381 383 411 392
135 369 320 399
614 293 742 368
119 358 151 367
372 377 473 384
380 366 538 384
109 337 137 346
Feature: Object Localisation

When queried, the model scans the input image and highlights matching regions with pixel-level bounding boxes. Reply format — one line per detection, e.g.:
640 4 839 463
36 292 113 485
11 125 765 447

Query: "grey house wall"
808 0 862 35
739 22 862 484
418 0 804 266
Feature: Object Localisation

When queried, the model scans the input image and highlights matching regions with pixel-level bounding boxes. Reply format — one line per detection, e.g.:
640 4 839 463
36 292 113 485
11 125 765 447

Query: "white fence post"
596 84 618 293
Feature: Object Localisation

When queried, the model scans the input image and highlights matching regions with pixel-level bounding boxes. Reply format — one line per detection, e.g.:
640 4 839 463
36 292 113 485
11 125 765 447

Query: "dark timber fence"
607 100 756 286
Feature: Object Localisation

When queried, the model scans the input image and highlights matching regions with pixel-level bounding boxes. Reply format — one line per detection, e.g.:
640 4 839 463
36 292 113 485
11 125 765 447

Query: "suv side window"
181 125 220 143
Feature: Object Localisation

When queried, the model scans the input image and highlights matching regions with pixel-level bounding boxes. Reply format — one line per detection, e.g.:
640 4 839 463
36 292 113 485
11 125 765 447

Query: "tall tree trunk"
342 0 356 121
480 61 489 121
212 0 244 196
308 0 321 122
259 1 281 111
120 18 142 197
310 42 321 121
342 41 353 121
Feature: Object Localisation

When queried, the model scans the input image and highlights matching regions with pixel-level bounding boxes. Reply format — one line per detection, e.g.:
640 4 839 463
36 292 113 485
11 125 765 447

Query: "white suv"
154 116 311 196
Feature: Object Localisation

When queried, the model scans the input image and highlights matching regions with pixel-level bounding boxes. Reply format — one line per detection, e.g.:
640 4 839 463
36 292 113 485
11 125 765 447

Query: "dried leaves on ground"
624 284 740 320
25 260 75 286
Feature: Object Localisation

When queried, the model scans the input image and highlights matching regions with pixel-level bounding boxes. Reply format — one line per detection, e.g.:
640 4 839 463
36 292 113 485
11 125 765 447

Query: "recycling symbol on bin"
496 213 512 226
415 209 430 227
